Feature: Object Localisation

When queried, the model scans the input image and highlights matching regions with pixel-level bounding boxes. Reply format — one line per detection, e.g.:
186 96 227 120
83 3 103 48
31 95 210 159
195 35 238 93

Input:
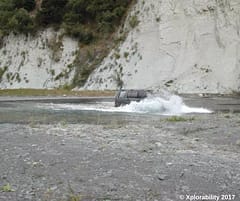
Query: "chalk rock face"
0 29 78 89
83 0 240 94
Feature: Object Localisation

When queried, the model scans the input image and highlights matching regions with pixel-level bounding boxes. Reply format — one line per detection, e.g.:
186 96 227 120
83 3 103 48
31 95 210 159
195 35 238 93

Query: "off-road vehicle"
114 89 149 107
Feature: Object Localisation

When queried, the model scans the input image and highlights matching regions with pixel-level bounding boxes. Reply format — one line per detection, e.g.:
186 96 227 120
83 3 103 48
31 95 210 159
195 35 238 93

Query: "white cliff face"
0 28 78 89
83 0 240 94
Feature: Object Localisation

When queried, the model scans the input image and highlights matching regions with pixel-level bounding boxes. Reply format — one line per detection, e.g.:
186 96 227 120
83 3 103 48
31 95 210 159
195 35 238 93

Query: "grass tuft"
68 194 82 201
166 116 195 122
1 184 15 192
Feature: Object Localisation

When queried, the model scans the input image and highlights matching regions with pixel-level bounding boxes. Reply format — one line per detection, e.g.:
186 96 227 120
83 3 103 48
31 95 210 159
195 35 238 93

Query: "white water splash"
120 95 212 115
39 95 212 115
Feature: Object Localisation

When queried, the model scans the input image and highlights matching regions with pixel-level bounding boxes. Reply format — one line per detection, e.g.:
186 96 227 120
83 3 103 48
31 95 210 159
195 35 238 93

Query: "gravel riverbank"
1 111 240 201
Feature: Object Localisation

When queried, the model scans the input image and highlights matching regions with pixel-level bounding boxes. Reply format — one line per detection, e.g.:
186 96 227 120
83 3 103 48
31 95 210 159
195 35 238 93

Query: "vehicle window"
127 91 138 98
138 90 147 98
119 91 126 98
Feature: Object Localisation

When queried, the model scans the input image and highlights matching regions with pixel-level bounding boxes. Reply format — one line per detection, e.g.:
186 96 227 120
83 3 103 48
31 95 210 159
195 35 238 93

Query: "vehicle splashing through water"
121 95 212 115
46 95 212 115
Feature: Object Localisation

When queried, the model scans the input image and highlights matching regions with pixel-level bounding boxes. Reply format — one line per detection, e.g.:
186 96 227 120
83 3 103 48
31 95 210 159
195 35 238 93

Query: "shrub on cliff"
0 0 132 38
61 0 132 42
63 23 93 44
0 0 134 88
0 1 35 35
8 8 35 34
12 0 36 11
63 0 131 32
36 0 68 26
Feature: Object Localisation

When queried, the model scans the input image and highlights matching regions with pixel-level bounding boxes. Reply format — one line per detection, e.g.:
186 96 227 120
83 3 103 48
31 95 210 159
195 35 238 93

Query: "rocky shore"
1 111 240 200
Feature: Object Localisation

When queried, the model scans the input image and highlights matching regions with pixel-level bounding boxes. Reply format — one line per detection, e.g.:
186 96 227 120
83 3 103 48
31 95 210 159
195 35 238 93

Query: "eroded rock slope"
84 0 240 94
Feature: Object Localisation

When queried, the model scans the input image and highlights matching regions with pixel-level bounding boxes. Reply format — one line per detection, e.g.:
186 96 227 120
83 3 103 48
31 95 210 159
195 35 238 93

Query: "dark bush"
63 12 83 24
8 8 35 34
36 0 68 25
0 0 35 35
63 0 132 32
0 0 133 37
0 0 14 11
64 24 94 44
12 0 36 11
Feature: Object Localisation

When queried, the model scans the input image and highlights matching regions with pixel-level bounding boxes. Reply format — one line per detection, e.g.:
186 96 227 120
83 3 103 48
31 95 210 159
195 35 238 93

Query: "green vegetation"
62 0 131 39
0 66 8 81
71 42 111 87
0 0 133 42
13 0 36 11
0 89 115 96
0 0 36 35
36 0 67 26
47 35 63 62
68 194 82 201
113 71 123 88
166 116 195 122
124 51 129 58
1 183 15 192
129 14 139 28
0 0 135 88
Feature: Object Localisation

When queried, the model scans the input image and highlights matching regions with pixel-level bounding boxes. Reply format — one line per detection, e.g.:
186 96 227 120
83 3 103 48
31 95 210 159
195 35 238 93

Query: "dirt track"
1 107 240 200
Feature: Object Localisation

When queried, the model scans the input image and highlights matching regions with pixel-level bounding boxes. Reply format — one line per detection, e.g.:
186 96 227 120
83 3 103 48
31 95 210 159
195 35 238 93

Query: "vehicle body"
114 89 148 107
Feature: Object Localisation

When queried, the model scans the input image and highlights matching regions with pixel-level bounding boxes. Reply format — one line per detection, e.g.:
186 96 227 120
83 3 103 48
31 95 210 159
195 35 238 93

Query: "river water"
1 95 240 201
0 94 239 125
